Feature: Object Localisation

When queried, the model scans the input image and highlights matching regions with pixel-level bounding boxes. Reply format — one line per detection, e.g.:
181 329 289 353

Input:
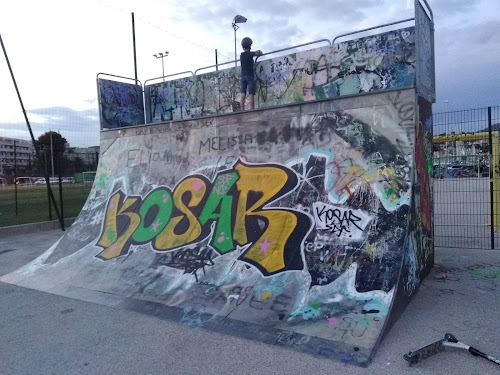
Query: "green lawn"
0 184 93 227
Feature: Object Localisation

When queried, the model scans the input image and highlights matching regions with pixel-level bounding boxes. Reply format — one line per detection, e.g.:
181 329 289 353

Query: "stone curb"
0 218 75 237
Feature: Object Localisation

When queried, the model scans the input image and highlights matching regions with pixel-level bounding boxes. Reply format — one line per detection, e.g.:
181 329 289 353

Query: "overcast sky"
1 0 499 147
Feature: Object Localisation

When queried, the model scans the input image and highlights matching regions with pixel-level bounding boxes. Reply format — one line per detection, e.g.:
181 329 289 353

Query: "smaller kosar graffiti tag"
96 160 311 276
312 202 371 239
152 246 215 282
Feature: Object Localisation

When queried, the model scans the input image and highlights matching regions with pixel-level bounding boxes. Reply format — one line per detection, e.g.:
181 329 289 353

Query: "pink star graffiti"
259 236 275 255
327 317 338 326
108 243 119 253
151 220 162 232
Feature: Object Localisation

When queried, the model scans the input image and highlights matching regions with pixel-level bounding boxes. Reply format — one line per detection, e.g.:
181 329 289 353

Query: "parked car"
35 177 76 185
15 177 36 185
34 178 46 185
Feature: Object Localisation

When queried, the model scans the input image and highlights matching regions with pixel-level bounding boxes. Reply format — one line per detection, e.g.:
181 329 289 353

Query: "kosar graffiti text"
312 202 371 239
96 160 311 275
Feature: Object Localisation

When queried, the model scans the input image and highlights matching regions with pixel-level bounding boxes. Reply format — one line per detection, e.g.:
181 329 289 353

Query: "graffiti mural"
194 68 241 115
145 76 199 123
145 68 243 123
98 78 145 128
255 27 415 108
143 27 416 124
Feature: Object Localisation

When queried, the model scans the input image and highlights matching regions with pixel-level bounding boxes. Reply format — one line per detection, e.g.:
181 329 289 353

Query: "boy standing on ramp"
239 37 263 111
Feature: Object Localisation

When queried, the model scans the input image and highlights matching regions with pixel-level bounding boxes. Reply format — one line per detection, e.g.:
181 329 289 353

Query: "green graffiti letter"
198 171 238 253
132 188 173 243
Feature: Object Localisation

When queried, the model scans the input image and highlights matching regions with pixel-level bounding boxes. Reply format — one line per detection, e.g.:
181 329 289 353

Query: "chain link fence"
0 128 99 227
433 106 500 249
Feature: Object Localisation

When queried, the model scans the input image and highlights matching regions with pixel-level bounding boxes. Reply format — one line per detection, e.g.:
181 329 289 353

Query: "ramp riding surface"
1 88 433 366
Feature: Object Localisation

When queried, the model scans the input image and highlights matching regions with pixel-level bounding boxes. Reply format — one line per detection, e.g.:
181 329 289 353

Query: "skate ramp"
1 88 431 366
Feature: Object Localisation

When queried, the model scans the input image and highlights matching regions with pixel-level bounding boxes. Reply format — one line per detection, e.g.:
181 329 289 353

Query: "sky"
1 0 499 147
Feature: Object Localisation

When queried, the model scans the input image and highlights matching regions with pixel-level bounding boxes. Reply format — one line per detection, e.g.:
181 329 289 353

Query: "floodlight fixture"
232 15 247 67
153 51 169 81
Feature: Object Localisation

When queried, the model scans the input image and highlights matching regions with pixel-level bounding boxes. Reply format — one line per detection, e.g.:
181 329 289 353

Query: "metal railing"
255 39 331 63
143 71 194 87
332 18 415 44
195 39 332 74
195 61 238 75
96 73 142 86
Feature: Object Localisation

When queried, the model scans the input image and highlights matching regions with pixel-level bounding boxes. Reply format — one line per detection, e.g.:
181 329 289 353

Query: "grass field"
0 184 93 227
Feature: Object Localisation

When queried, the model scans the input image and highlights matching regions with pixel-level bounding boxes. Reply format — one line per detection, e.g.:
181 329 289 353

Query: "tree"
36 132 69 176
36 131 68 154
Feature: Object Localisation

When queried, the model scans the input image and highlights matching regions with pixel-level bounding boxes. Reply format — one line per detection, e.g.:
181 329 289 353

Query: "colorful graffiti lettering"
96 160 311 275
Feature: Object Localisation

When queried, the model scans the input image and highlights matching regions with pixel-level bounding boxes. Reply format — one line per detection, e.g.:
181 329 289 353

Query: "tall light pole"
232 15 247 68
153 51 169 81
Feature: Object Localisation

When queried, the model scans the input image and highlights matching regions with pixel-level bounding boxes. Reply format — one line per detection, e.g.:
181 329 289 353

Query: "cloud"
166 0 383 50
289 0 382 22
0 106 100 147
462 20 500 45
431 0 481 16
175 0 299 25
436 19 500 69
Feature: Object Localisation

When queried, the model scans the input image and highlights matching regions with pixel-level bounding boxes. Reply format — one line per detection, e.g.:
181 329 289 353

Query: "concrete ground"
1 229 499 375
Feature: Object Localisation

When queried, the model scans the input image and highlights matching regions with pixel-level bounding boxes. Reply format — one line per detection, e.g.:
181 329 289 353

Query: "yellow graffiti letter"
97 191 140 260
233 163 298 274
155 177 206 250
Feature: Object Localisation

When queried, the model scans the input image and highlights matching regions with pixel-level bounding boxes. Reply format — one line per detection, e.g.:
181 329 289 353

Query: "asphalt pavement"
1 227 499 375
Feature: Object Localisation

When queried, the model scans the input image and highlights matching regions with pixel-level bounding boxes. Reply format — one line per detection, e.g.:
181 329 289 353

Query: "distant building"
65 146 100 167
0 137 35 175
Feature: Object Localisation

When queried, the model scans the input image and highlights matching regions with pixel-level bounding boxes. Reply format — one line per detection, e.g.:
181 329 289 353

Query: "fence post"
14 140 18 215
57 152 65 231
44 148 53 221
488 106 494 249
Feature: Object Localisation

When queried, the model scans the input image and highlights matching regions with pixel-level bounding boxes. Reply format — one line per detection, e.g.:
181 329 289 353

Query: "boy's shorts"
240 75 256 95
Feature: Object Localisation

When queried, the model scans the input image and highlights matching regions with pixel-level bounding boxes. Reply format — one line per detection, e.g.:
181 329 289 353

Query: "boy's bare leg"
249 94 255 110
240 93 246 111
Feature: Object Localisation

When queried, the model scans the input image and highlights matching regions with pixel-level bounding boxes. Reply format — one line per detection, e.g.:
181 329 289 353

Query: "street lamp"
232 15 247 68
153 51 169 81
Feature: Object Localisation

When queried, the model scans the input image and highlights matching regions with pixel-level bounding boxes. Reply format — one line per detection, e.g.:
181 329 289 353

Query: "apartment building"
0 137 35 174
66 146 100 166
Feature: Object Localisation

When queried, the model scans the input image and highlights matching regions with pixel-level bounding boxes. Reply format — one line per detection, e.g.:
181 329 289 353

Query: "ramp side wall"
382 95 433 341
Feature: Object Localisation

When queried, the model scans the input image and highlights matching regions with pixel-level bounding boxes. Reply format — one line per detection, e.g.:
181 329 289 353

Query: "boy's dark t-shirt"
240 51 258 76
